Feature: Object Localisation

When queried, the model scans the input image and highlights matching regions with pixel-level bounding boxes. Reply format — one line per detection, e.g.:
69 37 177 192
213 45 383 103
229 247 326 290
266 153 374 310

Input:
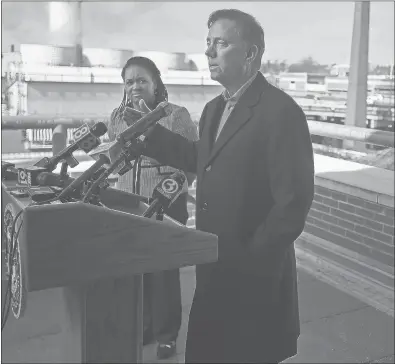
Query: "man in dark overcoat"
123 8 315 363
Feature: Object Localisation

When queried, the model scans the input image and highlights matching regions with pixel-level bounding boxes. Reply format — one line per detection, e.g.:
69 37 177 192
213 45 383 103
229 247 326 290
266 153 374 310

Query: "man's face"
205 18 249 87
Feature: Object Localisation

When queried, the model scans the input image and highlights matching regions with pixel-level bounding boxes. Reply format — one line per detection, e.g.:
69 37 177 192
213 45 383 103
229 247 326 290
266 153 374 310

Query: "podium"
1 181 218 363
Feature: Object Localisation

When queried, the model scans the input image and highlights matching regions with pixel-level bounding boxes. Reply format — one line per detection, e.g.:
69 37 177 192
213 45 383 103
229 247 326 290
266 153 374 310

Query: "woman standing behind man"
107 56 198 360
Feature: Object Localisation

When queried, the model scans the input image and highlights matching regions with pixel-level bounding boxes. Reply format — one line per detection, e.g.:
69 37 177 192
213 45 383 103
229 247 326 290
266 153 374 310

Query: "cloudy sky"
2 1 394 65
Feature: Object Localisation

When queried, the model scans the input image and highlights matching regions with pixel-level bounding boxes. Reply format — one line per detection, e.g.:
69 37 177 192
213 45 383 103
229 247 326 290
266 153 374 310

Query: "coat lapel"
198 95 226 170
204 73 268 168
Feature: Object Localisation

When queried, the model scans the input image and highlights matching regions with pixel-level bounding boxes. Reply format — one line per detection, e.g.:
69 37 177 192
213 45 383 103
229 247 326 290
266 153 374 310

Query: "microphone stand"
156 206 164 222
81 169 110 206
81 103 164 204
81 139 145 203
59 161 69 182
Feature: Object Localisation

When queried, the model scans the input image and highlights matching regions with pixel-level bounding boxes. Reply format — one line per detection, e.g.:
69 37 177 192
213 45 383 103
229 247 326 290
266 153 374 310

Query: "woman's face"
123 64 156 110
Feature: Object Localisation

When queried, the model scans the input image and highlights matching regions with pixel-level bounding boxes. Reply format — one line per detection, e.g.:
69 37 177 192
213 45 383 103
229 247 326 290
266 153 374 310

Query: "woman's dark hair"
120 56 168 107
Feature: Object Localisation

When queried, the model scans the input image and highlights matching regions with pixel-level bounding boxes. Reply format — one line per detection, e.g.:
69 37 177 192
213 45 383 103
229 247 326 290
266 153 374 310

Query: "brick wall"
186 184 394 269
305 185 394 267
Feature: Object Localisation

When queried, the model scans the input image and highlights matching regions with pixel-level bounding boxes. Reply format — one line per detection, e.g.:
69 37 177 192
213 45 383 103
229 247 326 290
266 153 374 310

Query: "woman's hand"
122 99 152 126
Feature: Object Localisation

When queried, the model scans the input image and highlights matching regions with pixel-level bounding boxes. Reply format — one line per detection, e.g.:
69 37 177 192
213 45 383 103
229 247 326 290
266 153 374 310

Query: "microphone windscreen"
118 101 171 143
88 141 122 163
91 122 108 137
36 172 73 187
152 170 186 207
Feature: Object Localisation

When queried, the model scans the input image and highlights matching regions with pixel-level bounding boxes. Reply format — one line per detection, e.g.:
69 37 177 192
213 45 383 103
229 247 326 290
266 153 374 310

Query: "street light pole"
344 1 370 151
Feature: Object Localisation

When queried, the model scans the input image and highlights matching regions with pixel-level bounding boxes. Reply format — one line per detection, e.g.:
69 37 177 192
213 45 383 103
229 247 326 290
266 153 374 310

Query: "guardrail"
1 115 109 130
307 120 394 147
2 115 394 149
4 67 222 86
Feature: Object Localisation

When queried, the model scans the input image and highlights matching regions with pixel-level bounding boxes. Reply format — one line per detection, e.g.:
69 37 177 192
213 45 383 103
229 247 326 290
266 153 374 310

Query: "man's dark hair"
207 9 265 67
121 56 168 106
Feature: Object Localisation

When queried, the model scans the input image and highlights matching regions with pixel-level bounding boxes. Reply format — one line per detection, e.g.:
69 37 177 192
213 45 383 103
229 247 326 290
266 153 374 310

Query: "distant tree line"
260 57 330 75
370 64 394 76
260 56 394 76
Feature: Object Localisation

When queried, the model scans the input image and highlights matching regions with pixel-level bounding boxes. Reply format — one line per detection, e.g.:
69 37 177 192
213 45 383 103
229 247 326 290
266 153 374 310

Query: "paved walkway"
143 266 394 364
2 266 393 363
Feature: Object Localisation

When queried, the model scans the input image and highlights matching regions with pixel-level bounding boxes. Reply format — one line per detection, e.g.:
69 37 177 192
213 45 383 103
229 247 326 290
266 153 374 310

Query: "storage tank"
19 44 75 66
132 51 179 73
20 44 52 65
83 48 134 68
187 54 209 71
119 50 136 67
167 53 194 71
50 46 77 66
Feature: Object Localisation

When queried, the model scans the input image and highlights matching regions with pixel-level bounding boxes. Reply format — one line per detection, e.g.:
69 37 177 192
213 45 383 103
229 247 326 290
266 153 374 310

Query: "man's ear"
246 45 258 63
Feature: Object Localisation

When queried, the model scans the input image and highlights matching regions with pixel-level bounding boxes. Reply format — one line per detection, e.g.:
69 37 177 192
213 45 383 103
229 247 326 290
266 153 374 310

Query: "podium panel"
1 181 218 363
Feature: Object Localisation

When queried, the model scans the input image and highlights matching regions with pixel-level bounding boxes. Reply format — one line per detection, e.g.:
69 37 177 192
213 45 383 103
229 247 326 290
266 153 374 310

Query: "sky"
1 1 394 65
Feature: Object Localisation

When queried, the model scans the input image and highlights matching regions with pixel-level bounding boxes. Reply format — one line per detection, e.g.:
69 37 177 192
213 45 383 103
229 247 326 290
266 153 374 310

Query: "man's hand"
122 99 152 126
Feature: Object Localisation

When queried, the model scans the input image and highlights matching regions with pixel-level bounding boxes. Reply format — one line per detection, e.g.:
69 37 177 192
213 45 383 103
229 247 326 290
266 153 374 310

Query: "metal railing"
2 115 394 151
1 115 393 230
307 120 394 147
1 115 110 130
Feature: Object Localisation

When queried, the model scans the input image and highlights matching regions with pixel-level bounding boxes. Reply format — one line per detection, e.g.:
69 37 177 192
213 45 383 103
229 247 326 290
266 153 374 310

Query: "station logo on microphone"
159 178 179 198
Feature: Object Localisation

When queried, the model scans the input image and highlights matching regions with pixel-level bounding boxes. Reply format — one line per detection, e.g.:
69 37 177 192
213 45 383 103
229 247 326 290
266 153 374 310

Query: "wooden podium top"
2 182 218 292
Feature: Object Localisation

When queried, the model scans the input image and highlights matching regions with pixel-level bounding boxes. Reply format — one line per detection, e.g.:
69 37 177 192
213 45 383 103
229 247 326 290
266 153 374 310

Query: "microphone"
36 172 74 188
89 102 171 174
35 170 105 202
1 161 18 181
117 101 171 144
56 154 110 200
88 140 136 175
34 122 108 171
37 171 148 204
143 170 186 218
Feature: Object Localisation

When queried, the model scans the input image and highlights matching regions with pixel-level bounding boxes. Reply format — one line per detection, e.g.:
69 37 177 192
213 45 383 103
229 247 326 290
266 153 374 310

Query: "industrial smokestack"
48 1 83 66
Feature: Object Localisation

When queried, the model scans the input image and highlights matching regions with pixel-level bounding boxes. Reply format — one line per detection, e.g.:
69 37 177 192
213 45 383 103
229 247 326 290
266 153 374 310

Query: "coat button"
205 165 212 172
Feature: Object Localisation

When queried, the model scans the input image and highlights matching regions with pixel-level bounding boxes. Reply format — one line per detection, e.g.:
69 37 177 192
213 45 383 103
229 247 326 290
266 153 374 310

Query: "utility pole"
344 1 370 151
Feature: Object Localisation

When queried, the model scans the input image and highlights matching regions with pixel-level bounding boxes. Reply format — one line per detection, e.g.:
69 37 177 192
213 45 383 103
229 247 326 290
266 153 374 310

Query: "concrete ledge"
60 155 395 208
297 232 394 283
2 150 88 161
296 232 394 318
314 154 394 208
5 152 392 208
